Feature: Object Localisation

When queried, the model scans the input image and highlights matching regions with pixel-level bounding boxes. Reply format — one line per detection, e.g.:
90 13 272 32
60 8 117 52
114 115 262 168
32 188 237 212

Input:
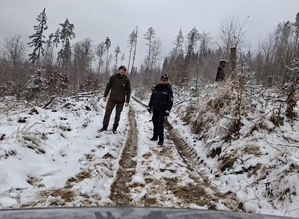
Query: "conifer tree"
44 29 60 66
104 37 111 74
28 8 48 68
57 19 75 67
186 27 200 59
172 29 184 57
49 28 60 49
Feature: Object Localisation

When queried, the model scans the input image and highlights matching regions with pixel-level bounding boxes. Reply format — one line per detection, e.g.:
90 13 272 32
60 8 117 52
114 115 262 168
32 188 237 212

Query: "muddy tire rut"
109 105 138 205
131 97 239 211
22 97 238 210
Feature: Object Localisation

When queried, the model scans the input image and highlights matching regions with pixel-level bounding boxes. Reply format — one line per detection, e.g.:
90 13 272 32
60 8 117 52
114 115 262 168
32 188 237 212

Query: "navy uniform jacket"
148 84 173 112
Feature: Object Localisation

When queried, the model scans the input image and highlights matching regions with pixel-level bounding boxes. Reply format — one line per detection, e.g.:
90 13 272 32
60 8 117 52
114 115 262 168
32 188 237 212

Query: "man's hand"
165 110 170 117
125 102 129 107
103 97 107 102
147 107 151 114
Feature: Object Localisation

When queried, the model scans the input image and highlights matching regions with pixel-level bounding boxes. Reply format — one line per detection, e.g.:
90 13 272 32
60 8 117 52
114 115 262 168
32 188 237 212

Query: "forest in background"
0 8 298 103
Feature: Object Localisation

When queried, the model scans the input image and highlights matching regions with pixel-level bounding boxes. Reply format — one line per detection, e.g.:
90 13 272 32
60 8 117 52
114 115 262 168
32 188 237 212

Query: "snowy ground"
0 85 298 218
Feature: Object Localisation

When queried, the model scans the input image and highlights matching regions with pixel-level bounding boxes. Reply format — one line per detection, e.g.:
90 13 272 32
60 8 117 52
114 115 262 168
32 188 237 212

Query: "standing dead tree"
127 26 138 74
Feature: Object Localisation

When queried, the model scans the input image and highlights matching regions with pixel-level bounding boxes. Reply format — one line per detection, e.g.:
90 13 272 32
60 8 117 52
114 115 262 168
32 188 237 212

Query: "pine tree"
28 8 48 68
172 29 184 57
44 29 60 66
104 37 111 74
57 19 75 67
186 27 200 59
49 28 60 49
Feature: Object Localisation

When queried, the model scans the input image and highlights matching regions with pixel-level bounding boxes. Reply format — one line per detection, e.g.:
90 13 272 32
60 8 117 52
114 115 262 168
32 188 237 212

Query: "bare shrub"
188 80 241 142
79 74 101 92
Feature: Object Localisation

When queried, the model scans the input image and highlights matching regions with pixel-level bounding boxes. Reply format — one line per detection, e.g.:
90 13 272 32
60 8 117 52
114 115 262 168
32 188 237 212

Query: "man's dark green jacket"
104 73 131 103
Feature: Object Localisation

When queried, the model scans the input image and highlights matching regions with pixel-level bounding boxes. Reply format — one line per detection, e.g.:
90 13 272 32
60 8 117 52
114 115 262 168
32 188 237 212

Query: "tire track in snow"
132 96 202 169
131 96 238 210
109 105 138 205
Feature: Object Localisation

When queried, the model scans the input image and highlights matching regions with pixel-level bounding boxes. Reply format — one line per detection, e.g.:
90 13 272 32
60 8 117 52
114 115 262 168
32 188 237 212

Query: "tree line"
0 8 298 101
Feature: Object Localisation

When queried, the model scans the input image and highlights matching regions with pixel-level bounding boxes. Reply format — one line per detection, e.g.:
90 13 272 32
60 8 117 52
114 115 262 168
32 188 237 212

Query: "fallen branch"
43 96 56 109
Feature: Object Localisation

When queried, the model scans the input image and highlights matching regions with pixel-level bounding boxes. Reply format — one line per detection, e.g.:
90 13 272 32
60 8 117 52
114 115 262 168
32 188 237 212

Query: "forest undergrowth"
173 78 299 216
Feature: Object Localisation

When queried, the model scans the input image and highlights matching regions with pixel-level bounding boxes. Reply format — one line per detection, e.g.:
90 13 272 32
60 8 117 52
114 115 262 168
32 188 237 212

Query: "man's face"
160 80 168 84
119 69 126 76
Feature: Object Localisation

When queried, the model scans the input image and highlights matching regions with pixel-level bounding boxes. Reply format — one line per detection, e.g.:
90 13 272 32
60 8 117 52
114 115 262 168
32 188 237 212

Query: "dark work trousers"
152 109 165 142
103 100 124 130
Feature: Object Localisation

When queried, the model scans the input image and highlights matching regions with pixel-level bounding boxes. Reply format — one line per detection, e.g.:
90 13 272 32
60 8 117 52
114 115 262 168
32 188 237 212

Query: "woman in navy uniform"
147 75 173 146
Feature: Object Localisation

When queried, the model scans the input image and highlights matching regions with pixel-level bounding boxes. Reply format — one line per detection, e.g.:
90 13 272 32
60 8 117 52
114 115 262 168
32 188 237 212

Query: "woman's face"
160 80 168 84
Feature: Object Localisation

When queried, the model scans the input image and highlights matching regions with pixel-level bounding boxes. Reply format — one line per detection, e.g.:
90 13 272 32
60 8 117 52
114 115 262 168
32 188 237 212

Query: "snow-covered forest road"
1 88 299 218
8 94 236 211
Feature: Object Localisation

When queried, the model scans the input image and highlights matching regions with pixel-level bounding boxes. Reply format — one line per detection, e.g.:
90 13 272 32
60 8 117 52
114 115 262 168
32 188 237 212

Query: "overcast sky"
0 0 298 67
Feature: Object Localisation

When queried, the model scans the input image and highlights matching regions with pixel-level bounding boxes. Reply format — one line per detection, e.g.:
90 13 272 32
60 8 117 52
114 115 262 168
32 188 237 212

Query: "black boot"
150 136 158 141
98 127 107 133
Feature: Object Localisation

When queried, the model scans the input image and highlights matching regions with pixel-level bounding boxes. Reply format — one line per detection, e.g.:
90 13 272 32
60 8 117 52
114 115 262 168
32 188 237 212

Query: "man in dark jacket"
147 75 173 146
215 59 227 81
98 66 131 134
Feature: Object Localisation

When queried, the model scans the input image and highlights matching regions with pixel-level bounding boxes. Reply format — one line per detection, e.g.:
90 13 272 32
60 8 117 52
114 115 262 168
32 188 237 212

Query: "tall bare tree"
113 45 121 72
73 38 93 74
2 35 26 81
72 38 93 88
254 19 296 86
218 15 249 58
149 38 162 70
3 35 26 68
131 26 138 74
127 26 138 74
120 52 125 65
96 42 105 73
144 27 156 69
274 21 295 84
